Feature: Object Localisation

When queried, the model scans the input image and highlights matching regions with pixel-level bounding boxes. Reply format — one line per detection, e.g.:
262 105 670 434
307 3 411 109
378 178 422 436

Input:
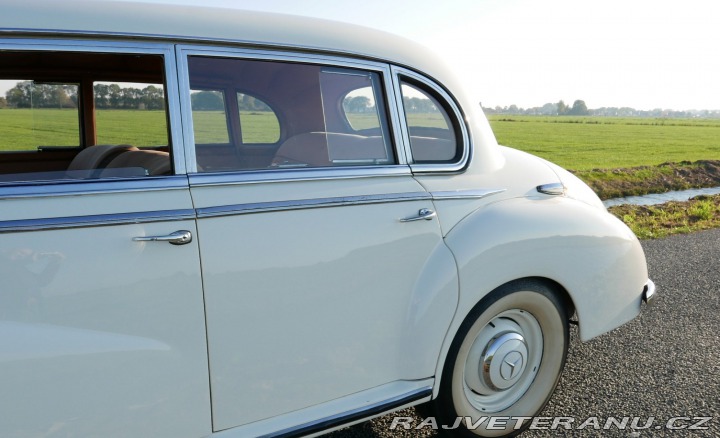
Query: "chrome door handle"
400 208 437 222
133 230 193 245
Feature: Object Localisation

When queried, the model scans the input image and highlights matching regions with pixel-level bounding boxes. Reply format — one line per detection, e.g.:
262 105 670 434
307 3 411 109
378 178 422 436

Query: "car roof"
1 1 449 83
1 0 504 171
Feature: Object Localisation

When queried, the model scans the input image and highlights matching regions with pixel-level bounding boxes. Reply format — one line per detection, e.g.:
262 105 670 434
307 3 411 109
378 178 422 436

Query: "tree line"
483 99 720 118
190 91 273 112
2 81 165 110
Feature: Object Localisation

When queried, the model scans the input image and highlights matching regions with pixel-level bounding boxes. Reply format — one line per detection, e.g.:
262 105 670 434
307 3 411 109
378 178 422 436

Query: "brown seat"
104 150 172 176
271 132 331 167
67 144 138 171
271 132 389 168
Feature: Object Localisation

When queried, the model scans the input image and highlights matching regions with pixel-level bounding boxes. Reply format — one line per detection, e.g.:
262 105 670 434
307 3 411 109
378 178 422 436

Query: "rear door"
0 42 211 437
179 48 455 432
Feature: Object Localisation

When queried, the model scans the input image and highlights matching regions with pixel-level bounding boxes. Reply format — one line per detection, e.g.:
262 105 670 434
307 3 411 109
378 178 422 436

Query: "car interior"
0 50 171 182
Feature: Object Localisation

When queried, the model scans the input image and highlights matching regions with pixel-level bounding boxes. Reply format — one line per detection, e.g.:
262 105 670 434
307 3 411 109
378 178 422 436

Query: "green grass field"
488 115 720 171
2 110 719 173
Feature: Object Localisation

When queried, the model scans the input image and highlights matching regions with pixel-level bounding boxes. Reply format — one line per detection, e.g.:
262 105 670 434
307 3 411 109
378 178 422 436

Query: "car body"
0 1 654 437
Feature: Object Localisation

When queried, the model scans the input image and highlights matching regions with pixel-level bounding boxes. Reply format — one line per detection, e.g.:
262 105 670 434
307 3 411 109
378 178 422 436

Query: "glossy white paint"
190 174 456 430
418 146 645 340
0 3 654 436
0 185 211 437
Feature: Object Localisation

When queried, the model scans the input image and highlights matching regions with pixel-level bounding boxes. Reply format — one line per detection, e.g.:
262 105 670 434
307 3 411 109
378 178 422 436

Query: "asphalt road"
329 229 720 437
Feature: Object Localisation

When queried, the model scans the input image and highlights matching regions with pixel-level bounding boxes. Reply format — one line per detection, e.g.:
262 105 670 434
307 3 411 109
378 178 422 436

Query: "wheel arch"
431 196 648 398
430 276 573 400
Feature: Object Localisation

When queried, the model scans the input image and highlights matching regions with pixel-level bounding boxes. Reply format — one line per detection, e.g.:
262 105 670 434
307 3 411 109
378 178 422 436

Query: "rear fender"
432 196 648 396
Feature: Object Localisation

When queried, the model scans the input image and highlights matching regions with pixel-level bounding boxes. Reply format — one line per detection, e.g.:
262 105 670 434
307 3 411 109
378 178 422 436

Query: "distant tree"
403 96 436 113
238 93 271 111
556 100 569 115
6 81 33 108
568 100 589 116
0 96 6 109
5 81 75 108
343 95 372 113
540 103 557 115
142 85 165 110
191 91 224 111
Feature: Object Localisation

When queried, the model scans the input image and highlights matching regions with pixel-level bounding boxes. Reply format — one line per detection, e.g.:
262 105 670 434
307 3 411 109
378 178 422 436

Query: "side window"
0 81 81 150
400 79 460 163
188 55 395 172
95 82 168 147
237 93 280 144
191 89 230 144
342 86 382 135
0 51 172 183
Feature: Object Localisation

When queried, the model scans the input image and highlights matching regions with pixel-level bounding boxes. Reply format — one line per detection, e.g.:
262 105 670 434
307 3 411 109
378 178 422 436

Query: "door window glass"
237 93 280 144
188 56 395 171
400 80 460 163
0 51 172 183
191 89 230 144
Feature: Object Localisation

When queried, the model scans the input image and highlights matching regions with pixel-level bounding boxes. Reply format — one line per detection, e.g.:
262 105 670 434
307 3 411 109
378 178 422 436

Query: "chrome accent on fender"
400 208 437 222
537 182 566 196
133 230 193 245
642 279 656 305
0 209 196 233
197 192 432 218
431 188 506 200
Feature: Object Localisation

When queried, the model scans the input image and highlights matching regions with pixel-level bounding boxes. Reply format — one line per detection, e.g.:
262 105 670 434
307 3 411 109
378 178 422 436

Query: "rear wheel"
429 280 569 437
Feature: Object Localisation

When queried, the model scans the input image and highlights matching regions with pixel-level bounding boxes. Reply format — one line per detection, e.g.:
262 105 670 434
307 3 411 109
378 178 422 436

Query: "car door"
179 48 457 431
0 43 211 437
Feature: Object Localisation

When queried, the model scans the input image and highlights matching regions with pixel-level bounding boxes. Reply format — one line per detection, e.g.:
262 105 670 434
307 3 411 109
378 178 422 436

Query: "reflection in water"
603 186 720 207
0 248 65 319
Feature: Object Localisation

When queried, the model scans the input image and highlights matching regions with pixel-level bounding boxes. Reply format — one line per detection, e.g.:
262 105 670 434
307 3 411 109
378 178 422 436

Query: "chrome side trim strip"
0 209 196 234
188 166 410 187
266 387 432 438
197 192 431 218
431 188 506 200
0 176 189 199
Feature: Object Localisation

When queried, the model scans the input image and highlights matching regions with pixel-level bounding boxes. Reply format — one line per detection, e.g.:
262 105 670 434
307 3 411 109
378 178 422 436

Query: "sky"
3 0 719 111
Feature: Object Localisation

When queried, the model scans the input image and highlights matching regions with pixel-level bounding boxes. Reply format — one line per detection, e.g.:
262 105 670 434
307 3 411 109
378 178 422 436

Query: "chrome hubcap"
463 309 543 412
481 332 528 390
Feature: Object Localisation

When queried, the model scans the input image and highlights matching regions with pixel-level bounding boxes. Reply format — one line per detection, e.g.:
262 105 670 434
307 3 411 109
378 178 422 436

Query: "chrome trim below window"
0 209 196 233
197 192 431 218
431 188 506 200
0 176 189 199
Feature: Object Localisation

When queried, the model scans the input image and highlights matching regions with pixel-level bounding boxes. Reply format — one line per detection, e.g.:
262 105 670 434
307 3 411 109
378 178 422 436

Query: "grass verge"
608 194 720 239
573 160 720 200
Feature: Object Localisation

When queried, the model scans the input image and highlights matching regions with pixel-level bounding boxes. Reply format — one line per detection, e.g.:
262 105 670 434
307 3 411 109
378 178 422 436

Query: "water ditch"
602 186 720 207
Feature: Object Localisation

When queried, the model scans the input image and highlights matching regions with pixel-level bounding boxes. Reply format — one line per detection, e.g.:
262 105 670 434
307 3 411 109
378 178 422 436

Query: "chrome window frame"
391 66 471 173
0 38 188 196
175 44 410 182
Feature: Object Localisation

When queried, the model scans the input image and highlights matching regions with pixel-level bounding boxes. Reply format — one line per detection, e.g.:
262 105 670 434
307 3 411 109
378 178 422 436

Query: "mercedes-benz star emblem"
500 352 523 380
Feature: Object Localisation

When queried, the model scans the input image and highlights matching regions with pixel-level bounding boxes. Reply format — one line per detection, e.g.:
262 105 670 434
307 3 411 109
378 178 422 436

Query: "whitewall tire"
429 280 570 437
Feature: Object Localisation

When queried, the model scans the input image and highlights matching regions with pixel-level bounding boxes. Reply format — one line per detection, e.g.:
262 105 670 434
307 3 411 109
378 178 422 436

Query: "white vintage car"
0 1 654 437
